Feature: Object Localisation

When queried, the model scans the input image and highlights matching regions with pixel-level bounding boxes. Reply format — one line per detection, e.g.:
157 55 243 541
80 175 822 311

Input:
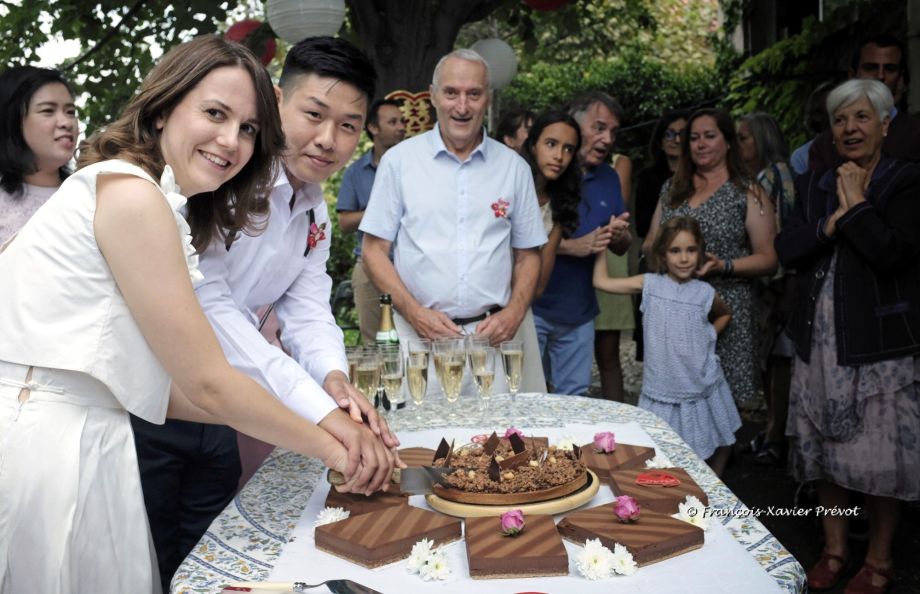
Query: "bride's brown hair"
78 35 285 251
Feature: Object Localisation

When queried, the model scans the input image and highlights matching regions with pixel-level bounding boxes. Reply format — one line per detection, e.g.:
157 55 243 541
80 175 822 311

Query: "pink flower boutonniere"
307 222 327 250
491 198 509 218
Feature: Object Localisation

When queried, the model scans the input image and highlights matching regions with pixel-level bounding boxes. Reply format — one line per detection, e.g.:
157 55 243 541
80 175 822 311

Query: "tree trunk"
345 0 505 98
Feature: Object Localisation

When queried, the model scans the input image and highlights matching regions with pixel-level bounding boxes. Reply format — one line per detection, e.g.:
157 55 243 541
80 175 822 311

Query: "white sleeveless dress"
0 160 201 593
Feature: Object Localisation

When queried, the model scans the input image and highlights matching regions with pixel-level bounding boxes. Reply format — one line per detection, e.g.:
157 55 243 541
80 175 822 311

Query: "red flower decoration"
307 222 327 250
491 198 509 218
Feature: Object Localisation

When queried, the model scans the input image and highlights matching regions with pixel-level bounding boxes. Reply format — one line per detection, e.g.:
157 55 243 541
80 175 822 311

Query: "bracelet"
722 259 734 277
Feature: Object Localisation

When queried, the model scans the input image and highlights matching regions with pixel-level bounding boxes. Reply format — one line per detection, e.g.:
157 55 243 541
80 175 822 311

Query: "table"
171 393 805 593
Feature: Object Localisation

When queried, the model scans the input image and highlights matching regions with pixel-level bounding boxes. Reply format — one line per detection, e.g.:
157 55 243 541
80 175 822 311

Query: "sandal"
843 562 894 594
753 442 785 466
807 552 848 591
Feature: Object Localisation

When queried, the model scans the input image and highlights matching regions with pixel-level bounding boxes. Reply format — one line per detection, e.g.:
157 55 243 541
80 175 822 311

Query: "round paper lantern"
266 0 346 44
470 38 518 90
523 0 573 10
225 19 277 65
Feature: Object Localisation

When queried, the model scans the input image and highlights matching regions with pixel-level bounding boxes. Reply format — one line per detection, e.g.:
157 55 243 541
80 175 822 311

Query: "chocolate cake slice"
315 505 461 568
324 488 408 517
608 467 708 514
580 442 656 481
465 514 568 579
557 504 703 566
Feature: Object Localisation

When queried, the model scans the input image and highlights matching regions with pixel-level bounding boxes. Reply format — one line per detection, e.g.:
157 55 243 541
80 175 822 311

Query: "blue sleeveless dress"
639 273 741 459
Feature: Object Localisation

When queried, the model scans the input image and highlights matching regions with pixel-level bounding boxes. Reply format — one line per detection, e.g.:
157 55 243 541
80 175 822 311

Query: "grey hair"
738 112 789 167
826 79 893 122
567 91 623 124
431 49 491 91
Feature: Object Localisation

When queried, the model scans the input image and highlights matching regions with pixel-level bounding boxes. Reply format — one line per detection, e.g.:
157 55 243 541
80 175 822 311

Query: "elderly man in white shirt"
361 49 547 397
131 37 398 591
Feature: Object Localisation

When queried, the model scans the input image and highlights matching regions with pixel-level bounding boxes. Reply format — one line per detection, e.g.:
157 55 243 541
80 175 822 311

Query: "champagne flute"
466 335 490 377
379 344 404 413
353 348 380 405
406 351 429 421
345 345 361 385
500 340 524 404
433 337 465 416
472 346 496 416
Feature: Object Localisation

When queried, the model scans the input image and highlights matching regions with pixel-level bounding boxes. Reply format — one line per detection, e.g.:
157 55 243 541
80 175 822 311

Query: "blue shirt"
336 150 376 257
360 124 547 319
533 162 625 325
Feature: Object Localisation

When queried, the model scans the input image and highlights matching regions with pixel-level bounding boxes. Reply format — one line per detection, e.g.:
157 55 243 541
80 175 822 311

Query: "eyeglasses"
664 128 684 141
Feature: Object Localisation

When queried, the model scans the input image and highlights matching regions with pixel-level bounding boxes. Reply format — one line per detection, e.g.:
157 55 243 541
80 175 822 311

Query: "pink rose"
504 427 524 440
500 509 525 536
594 431 616 453
614 495 641 523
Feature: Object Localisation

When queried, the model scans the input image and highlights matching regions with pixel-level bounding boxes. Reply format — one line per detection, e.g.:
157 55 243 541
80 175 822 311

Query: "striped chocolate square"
465 514 568 579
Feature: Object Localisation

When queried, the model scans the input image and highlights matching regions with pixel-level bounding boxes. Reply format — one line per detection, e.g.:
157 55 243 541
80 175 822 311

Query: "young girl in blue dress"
593 215 741 475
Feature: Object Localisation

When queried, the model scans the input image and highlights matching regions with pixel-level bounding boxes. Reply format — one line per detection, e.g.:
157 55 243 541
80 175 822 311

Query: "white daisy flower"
611 542 638 576
575 538 616 580
419 550 451 581
406 538 434 573
555 436 578 452
677 495 711 530
645 454 671 468
313 507 349 527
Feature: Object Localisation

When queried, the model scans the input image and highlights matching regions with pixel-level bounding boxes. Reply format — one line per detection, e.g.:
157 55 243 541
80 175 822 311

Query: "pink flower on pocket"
307 222 327 249
491 198 509 218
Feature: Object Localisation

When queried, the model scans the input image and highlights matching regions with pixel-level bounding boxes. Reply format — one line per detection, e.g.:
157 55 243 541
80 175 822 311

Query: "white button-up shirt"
360 125 546 319
195 168 344 424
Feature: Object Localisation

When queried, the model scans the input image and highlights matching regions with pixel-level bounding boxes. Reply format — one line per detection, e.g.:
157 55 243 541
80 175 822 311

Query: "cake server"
327 466 454 494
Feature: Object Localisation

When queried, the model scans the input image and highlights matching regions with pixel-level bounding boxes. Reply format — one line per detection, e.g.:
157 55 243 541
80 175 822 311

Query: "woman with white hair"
776 78 920 594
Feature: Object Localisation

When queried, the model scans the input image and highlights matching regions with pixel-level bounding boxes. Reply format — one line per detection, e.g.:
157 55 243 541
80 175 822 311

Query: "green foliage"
724 18 823 148
0 1 234 134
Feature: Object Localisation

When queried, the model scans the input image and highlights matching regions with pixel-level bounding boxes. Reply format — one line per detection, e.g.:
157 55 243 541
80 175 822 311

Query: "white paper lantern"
470 38 518 90
266 0 346 44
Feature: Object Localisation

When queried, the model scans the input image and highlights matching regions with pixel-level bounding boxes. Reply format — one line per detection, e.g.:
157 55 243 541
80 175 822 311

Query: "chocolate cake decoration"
636 471 681 487
509 432 526 454
488 456 501 482
434 438 450 462
444 439 456 467
483 432 501 456
498 449 530 471
572 443 582 460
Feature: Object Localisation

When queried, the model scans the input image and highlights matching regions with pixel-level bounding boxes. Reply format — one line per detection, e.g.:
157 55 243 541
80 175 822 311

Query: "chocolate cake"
608 468 708 514
465 514 568 579
315 505 461 568
557 504 703 566
324 488 408 517
580 442 656 481
432 438 586 501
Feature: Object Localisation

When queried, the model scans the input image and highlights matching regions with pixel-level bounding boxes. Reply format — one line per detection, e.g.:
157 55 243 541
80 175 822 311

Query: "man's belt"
452 305 502 327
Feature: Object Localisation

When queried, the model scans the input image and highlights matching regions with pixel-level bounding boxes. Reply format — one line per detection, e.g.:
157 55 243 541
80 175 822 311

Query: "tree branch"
65 0 145 71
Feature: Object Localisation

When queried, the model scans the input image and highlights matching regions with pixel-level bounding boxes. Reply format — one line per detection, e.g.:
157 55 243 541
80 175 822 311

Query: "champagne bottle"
375 294 401 409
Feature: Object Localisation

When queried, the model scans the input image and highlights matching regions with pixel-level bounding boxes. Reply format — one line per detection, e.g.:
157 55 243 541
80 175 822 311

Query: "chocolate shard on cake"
324 488 408 517
315 505 461 568
508 432 526 454
488 456 501 482
434 438 451 461
580 442 656 481
557 504 703 566
608 468 708 515
483 432 501 456
497 449 531 471
465 514 568 579
398 446 438 468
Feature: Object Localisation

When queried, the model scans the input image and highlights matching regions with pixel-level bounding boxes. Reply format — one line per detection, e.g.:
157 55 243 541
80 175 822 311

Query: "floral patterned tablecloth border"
171 394 804 594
